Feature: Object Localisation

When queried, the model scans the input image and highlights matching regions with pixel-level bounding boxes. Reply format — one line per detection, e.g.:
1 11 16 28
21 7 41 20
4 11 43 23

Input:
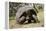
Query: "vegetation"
9 2 43 20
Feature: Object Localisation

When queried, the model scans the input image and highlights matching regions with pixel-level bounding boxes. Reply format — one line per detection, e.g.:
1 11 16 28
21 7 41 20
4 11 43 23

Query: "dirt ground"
9 10 44 29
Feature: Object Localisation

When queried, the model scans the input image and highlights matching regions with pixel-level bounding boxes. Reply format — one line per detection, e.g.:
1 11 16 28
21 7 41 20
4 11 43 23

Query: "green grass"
9 16 16 21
